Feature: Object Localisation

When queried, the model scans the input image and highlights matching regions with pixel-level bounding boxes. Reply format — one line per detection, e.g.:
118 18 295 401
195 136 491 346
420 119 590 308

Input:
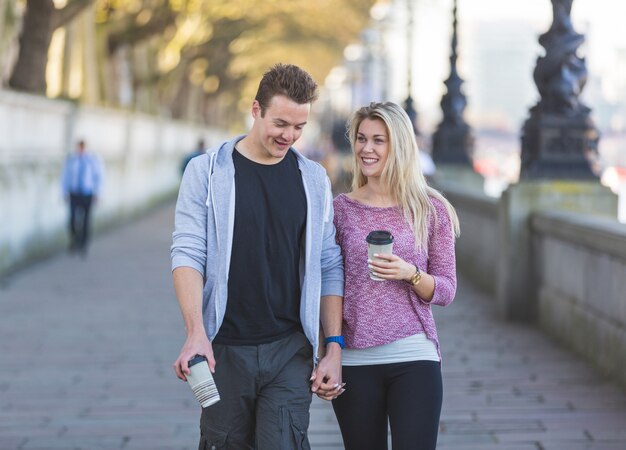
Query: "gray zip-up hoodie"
171 136 344 360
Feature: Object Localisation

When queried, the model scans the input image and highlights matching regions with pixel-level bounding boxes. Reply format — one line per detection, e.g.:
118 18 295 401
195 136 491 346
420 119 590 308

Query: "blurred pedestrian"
171 63 344 449
420 149 437 183
61 139 104 256
180 138 206 176
331 102 460 450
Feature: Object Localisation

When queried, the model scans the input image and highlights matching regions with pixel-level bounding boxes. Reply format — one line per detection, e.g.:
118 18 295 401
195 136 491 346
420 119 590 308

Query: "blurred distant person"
61 139 104 256
181 138 206 176
420 150 436 184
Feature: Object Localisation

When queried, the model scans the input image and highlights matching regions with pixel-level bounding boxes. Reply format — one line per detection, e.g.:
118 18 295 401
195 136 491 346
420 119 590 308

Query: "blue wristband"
324 335 345 349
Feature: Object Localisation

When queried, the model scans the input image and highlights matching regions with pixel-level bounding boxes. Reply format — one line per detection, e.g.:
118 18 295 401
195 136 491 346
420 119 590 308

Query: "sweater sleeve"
420 198 457 307
171 155 209 275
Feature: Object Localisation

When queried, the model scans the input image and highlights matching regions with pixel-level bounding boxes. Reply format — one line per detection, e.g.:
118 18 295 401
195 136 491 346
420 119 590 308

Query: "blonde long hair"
347 102 460 249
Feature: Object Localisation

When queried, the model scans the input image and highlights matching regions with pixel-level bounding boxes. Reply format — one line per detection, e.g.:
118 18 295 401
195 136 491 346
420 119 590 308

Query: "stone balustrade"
532 210 626 389
441 176 626 389
442 184 499 295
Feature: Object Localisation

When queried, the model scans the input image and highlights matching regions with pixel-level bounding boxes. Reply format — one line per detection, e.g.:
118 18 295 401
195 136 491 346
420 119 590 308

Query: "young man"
60 139 105 256
171 64 345 449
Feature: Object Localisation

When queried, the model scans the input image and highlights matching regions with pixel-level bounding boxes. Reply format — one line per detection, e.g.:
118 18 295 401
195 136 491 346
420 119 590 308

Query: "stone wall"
443 185 499 295
532 211 626 389
0 90 227 276
443 180 626 389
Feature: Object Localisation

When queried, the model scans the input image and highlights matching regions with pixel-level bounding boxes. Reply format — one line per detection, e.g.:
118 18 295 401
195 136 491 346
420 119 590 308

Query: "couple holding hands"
171 64 458 450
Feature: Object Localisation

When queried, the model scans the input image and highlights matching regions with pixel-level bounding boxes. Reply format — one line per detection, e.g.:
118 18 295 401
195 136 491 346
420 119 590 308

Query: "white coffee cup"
187 355 220 408
366 230 394 281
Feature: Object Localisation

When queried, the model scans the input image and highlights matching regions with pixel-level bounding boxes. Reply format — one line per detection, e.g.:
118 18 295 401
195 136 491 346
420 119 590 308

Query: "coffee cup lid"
366 230 394 245
188 355 208 367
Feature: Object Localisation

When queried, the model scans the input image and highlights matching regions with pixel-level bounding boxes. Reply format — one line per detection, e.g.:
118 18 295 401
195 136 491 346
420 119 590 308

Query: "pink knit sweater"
333 194 457 352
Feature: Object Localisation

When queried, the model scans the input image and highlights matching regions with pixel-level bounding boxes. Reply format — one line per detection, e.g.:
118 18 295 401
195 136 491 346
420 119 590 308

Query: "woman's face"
354 118 389 179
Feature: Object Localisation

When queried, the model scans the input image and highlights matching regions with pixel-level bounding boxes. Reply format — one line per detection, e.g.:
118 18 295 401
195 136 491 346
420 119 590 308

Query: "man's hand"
172 267 208 381
310 344 345 401
173 331 214 382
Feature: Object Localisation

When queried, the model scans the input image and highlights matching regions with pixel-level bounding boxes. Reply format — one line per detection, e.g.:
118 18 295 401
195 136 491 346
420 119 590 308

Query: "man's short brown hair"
255 64 319 116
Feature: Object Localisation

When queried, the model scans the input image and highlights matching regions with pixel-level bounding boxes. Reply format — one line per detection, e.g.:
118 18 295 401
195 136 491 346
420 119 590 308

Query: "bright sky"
462 0 626 60
463 0 626 30
378 0 626 131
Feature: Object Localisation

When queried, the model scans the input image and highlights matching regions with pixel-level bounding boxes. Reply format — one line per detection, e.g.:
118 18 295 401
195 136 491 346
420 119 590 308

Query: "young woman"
331 102 460 450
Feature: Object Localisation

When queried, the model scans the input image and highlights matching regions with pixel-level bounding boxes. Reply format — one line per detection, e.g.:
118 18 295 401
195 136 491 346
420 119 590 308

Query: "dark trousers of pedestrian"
198 332 313 450
69 193 93 253
332 361 442 450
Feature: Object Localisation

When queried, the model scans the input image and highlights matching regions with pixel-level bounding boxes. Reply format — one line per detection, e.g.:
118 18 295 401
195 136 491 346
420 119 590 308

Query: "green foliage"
5 0 375 124
92 0 376 124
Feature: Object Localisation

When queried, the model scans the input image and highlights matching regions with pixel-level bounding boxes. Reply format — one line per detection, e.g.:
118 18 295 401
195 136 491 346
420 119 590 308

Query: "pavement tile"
542 444 625 450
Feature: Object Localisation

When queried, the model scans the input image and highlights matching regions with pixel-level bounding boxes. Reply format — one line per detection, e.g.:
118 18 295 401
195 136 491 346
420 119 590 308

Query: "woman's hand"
368 253 416 282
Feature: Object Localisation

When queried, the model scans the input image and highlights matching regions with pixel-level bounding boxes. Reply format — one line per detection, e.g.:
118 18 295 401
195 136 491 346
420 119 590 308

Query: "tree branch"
51 0 95 30
107 8 176 54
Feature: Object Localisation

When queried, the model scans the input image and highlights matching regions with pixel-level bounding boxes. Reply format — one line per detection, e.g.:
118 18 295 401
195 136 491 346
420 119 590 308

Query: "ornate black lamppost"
431 0 473 166
403 0 419 135
520 0 598 179
496 0 614 323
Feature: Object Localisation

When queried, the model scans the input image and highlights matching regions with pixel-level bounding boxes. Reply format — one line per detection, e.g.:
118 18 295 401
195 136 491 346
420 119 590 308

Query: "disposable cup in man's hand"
187 355 220 408
366 230 394 281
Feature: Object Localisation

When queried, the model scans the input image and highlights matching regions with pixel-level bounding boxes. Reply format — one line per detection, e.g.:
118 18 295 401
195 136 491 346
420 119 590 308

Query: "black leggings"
332 360 442 450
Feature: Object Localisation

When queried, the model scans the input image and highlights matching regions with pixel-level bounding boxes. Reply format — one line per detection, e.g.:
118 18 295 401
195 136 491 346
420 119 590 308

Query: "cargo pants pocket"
198 426 228 450
279 407 311 450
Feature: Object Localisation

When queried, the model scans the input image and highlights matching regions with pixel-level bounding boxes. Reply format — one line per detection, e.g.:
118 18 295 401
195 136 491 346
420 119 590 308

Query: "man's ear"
251 100 261 119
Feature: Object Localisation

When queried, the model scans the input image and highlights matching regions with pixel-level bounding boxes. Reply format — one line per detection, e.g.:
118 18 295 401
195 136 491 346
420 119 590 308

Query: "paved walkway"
1 203 626 449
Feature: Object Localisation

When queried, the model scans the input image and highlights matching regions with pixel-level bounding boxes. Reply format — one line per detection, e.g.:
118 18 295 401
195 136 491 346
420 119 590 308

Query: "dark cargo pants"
198 332 313 450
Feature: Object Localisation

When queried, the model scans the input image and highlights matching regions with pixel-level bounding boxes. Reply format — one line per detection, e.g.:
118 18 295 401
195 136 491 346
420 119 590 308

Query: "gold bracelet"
408 267 421 286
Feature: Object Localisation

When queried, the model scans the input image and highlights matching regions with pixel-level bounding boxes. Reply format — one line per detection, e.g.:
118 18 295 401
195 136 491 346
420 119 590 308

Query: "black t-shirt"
213 148 307 345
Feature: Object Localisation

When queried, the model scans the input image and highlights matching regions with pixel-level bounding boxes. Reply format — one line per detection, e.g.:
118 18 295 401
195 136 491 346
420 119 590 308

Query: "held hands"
310 344 345 401
368 253 415 282
173 331 215 382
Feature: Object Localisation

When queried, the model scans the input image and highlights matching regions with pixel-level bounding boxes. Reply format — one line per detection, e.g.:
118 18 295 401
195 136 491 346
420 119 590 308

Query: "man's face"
250 95 311 162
